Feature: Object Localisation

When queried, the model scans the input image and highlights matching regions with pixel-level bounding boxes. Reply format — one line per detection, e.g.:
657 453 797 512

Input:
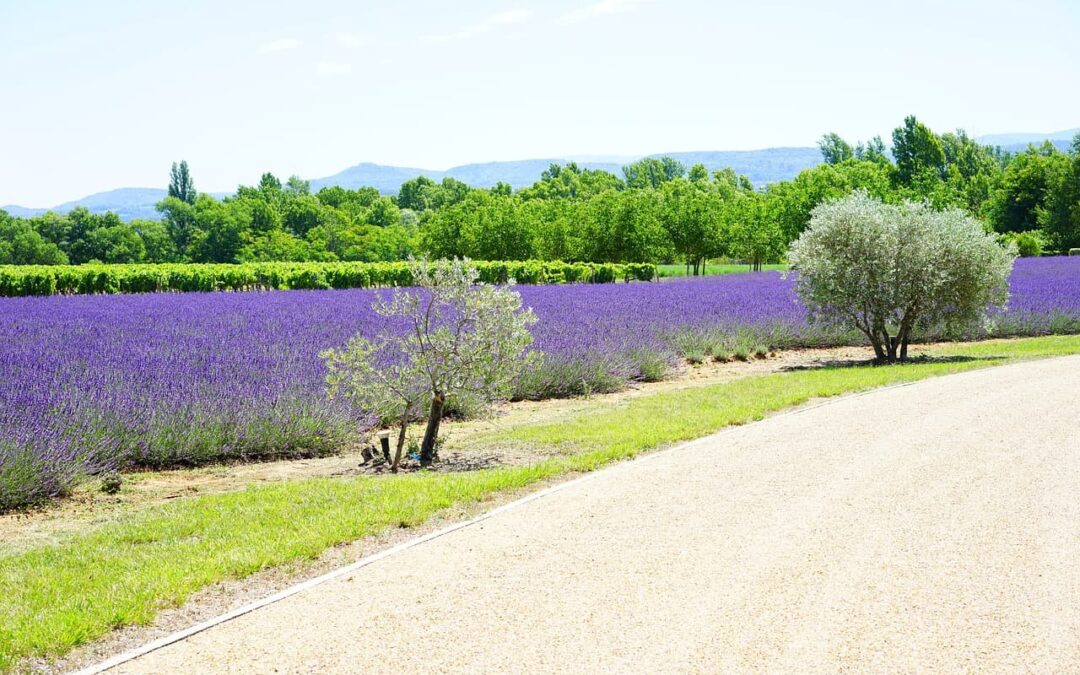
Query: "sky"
1 0 1078 206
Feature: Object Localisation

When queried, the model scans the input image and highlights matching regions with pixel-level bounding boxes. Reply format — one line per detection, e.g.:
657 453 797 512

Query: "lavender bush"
2 256 1078 511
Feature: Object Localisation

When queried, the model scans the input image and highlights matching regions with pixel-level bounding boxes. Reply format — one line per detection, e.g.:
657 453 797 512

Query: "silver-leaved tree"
322 258 537 470
789 191 1015 362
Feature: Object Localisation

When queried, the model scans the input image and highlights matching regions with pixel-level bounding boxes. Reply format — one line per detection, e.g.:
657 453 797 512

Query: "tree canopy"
4 117 1079 267
790 191 1015 362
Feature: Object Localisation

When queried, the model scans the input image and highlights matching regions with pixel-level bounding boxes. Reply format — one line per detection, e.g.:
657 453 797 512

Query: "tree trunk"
887 335 899 362
871 318 891 363
420 393 445 467
897 313 914 362
898 321 913 361
391 417 408 473
869 335 886 362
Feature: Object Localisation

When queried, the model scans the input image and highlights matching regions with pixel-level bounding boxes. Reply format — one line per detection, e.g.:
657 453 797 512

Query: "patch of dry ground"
105 356 1080 674
0 343 882 557
9 343 885 673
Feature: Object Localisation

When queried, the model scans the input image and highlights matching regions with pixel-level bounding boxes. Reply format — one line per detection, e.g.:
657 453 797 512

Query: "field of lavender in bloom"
2 257 1079 511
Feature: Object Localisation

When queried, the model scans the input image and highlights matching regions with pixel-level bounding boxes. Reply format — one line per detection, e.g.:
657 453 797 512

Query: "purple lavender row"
2 257 1078 511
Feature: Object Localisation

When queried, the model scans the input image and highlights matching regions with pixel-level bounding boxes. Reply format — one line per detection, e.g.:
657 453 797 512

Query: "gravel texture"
108 357 1080 673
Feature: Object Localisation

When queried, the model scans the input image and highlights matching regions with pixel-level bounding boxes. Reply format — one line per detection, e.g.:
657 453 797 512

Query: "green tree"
366 196 401 228
306 218 367 261
763 159 896 244
622 157 686 189
285 175 311 195
397 176 442 211
891 115 946 185
818 133 854 165
688 163 710 182
986 142 1069 234
282 194 329 236
660 178 724 274
525 198 584 261
790 191 1014 362
854 136 890 164
1039 134 1080 250
422 192 535 260
518 163 623 200
65 209 125 264
156 196 198 258
131 220 178 262
168 161 196 204
239 230 330 262
0 212 68 264
258 172 283 193
323 258 537 468
581 189 669 262
86 224 146 263
728 192 785 270
188 195 249 263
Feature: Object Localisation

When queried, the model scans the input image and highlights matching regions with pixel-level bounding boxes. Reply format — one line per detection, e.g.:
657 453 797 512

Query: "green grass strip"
2 334 1079 670
656 263 789 277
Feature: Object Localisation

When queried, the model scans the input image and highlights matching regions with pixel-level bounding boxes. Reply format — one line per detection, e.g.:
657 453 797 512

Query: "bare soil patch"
0 342 907 557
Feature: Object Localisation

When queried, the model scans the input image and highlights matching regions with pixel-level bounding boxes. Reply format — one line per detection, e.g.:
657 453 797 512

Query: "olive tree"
789 191 1015 362
322 258 537 469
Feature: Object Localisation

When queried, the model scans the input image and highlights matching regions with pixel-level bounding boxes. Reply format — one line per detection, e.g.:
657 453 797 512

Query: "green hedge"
0 261 657 297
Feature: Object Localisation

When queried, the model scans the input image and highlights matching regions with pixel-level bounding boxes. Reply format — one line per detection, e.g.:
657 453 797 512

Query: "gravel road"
107 357 1080 673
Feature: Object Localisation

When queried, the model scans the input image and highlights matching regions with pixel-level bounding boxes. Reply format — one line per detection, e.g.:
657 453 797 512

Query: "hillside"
4 131 1076 221
2 188 228 221
976 128 1078 147
3 148 824 220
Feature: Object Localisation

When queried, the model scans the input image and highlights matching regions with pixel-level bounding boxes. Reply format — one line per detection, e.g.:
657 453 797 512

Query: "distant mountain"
998 139 1074 154
311 147 823 195
3 132 1075 221
653 148 823 185
976 128 1078 147
2 188 226 221
447 159 620 187
0 204 44 218
309 162 441 193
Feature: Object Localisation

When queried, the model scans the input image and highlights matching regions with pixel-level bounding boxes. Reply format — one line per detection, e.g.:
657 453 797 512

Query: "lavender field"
2 257 1079 511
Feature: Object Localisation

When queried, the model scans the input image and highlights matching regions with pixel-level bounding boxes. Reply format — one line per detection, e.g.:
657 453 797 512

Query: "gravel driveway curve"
106 356 1080 673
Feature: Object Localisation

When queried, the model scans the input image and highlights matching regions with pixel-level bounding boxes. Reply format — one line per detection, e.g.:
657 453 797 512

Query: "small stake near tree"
322 257 537 470
789 191 1016 363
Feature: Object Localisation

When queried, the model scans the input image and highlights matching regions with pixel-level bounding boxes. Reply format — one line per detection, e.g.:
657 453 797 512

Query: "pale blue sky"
1 0 1078 206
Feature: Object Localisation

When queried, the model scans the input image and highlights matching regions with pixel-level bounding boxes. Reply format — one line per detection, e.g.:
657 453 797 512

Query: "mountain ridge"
4 131 1077 221
3 148 824 220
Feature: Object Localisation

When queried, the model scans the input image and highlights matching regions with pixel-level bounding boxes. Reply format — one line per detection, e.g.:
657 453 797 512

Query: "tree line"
3 116 1079 268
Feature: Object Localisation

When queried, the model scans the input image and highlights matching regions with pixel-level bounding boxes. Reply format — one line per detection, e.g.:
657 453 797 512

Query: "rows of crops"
0 260 658 296
2 257 1079 511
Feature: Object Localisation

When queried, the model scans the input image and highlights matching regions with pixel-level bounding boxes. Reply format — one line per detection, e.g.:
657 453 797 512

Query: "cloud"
559 0 651 24
317 62 353 77
421 7 534 43
261 38 301 53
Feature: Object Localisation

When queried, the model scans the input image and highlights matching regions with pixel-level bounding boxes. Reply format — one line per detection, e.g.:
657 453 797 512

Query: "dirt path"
102 356 1080 673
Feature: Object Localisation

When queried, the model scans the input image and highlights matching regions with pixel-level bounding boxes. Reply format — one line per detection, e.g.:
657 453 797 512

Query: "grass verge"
2 334 1079 671
656 262 789 277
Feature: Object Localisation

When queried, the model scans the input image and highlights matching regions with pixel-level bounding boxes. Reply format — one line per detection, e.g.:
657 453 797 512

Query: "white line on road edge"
73 369 987 674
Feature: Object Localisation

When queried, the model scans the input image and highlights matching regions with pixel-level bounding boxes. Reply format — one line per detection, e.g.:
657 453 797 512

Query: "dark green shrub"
0 259 639 296
590 264 617 284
